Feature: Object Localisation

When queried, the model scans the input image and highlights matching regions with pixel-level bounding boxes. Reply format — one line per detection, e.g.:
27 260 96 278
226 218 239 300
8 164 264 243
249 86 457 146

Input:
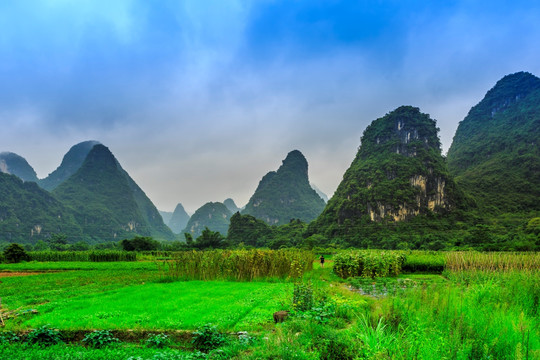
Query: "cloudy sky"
2 0 540 213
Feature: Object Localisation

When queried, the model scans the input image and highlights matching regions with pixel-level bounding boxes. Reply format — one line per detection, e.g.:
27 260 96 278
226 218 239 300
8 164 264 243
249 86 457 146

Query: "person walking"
319 255 325 268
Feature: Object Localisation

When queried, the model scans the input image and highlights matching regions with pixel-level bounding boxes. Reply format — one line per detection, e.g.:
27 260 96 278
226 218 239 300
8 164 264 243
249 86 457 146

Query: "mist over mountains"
0 71 538 249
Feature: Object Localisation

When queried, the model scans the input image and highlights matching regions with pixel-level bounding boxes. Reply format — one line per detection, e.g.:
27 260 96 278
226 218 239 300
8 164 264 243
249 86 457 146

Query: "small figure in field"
320 255 325 268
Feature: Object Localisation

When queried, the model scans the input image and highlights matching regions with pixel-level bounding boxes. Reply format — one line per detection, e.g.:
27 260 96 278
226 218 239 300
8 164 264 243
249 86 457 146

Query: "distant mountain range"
1 71 538 247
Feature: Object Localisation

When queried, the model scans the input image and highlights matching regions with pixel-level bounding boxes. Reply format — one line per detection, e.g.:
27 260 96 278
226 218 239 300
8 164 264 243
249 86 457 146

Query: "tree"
48 233 69 251
121 236 160 251
194 227 225 249
4 243 30 263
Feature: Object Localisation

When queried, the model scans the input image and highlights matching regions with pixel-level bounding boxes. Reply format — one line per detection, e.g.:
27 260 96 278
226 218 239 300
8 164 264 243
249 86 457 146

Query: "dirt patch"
0 272 42 278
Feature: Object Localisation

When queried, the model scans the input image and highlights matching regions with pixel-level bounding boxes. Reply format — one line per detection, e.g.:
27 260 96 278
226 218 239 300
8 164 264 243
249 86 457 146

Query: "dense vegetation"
39 140 101 191
242 150 326 225
0 251 538 359
53 144 174 242
0 172 82 243
309 106 465 246
447 71 540 212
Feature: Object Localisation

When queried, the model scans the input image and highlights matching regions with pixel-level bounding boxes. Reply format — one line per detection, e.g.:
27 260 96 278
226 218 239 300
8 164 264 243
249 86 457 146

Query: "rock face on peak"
183 202 231 238
312 106 462 235
168 203 190 234
242 150 325 225
52 144 174 241
39 140 101 191
447 72 540 211
0 152 39 183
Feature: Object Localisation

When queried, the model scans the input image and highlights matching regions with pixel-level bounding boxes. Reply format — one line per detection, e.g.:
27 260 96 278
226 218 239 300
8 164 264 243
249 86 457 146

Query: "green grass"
0 342 194 360
17 281 290 331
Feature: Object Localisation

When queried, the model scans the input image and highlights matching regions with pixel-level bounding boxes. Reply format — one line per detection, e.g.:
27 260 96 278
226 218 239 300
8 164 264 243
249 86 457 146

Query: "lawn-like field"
0 261 291 331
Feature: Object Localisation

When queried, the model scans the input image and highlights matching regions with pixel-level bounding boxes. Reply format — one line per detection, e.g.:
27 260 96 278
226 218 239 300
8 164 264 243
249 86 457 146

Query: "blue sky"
2 0 540 212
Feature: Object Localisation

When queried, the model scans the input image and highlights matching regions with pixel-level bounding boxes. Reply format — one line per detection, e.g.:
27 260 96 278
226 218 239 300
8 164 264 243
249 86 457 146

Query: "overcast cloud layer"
2 1 540 213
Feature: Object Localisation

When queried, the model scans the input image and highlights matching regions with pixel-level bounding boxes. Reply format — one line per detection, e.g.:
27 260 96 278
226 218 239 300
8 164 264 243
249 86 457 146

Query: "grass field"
1 251 539 359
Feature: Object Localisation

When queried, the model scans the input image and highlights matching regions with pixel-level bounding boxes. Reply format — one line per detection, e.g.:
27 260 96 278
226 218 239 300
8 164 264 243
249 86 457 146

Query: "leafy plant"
26 325 63 346
145 333 171 348
0 331 20 344
82 330 119 348
293 281 314 312
3 243 30 263
191 323 226 352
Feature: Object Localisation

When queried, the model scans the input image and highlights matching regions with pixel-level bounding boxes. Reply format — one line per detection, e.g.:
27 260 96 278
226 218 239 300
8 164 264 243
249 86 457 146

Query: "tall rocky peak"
40 140 101 190
242 150 325 225
447 71 540 211
183 202 231 238
0 152 39 183
168 203 190 234
312 106 462 234
223 198 240 213
53 143 174 241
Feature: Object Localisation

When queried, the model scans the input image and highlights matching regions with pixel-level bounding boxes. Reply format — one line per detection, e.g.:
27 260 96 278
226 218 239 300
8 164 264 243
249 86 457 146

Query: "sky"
1 0 540 213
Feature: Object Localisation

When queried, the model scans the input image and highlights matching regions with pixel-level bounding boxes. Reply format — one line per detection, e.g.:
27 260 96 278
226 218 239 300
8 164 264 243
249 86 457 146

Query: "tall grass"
156 249 314 281
446 251 540 272
28 251 136 262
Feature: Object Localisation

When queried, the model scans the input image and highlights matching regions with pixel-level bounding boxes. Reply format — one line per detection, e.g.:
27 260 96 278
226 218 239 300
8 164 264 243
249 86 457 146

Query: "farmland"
0 250 539 359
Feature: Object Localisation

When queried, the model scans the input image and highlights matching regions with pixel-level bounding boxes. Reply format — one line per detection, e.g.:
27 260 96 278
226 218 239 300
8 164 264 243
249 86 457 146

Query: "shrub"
3 243 30 263
82 330 119 348
26 325 63 346
145 333 171 348
333 251 405 279
0 331 20 344
191 324 226 352
293 281 314 312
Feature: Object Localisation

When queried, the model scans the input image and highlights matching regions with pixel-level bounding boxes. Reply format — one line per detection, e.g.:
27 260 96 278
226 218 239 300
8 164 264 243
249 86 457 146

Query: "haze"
2 1 540 213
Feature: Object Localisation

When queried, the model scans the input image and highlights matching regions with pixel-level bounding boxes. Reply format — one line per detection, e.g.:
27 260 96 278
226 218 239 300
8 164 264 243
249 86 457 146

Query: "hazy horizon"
2 1 540 213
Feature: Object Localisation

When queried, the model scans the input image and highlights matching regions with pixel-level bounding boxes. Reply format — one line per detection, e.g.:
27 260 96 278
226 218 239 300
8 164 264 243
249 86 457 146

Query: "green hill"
183 202 232 238
0 172 82 243
40 140 101 191
311 106 463 240
168 203 190 234
447 71 540 212
52 144 174 241
242 150 325 225
0 152 39 183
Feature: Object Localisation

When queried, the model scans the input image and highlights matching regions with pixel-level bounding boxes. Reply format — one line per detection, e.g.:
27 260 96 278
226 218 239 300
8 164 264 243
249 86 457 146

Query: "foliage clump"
191 324 226 352
82 330 119 348
26 325 63 346
333 251 405 279
144 333 171 348
3 243 30 263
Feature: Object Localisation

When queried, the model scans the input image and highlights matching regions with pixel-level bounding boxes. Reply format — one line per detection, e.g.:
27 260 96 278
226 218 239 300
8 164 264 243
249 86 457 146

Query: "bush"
293 281 314 312
0 331 20 344
3 243 30 263
145 333 171 348
26 325 63 346
333 251 405 279
191 324 226 352
82 330 119 348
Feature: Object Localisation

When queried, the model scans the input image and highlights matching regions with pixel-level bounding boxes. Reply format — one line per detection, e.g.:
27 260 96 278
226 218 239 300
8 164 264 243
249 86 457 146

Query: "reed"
156 249 314 281
28 251 136 262
445 251 540 272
